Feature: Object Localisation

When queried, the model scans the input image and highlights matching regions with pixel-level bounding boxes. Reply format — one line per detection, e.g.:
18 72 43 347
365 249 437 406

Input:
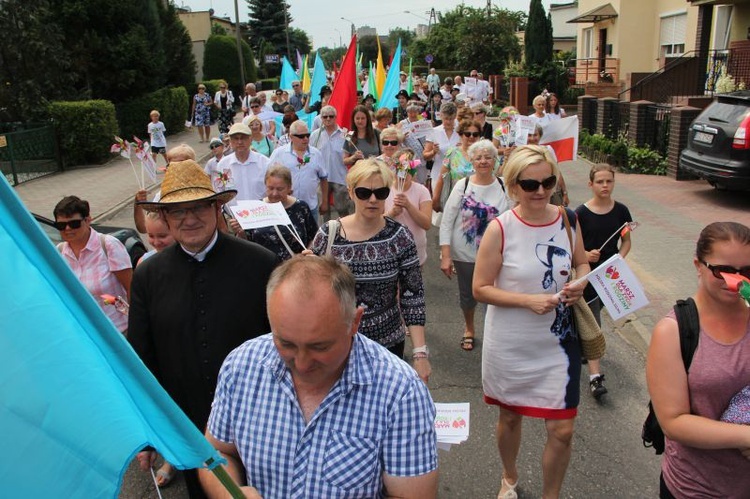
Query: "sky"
179 0 553 50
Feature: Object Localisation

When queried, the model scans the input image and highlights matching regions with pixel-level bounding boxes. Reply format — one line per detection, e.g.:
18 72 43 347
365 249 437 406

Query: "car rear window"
699 101 750 126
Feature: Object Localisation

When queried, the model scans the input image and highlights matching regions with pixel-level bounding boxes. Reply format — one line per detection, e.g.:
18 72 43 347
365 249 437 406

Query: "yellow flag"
375 37 386 100
301 55 311 93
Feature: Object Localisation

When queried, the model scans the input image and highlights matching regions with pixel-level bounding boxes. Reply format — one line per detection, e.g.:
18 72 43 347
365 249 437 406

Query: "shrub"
258 78 280 91
116 87 190 141
47 100 119 167
626 146 667 175
563 86 584 105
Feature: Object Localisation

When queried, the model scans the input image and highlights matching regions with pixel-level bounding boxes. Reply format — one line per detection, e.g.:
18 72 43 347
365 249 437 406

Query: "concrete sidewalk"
13 127 216 222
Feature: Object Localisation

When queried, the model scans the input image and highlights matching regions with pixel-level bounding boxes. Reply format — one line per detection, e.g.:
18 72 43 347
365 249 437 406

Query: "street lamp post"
340 16 355 39
233 0 246 86
334 28 342 49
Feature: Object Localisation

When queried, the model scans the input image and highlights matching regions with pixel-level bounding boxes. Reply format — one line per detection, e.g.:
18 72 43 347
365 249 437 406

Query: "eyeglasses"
382 140 399 146
292 84 300 88
354 186 390 200
53 219 85 230
250 105 260 109
292 133 311 139
518 175 557 192
162 202 215 220
462 131 481 138
321 115 336 119
210 144 223 149
699 260 750 280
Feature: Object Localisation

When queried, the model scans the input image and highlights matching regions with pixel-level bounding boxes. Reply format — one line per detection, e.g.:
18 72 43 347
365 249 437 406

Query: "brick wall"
582 82 623 99
667 106 701 180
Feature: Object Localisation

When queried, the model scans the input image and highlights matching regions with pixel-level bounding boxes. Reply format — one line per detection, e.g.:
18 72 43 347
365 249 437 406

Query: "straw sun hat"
138 160 236 212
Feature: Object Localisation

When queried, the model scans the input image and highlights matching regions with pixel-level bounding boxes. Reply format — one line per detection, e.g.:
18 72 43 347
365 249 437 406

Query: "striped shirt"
208 333 437 498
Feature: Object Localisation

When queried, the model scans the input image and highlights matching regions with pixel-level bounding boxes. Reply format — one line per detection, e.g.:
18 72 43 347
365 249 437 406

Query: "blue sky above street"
180 0 553 49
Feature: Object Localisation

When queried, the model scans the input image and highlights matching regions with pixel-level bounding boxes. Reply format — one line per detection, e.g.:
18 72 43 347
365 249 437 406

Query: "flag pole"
597 222 628 252
204 458 246 499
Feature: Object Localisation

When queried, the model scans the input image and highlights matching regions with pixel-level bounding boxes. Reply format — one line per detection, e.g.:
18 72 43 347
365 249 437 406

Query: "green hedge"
116 86 189 141
258 78 280 91
47 100 119 167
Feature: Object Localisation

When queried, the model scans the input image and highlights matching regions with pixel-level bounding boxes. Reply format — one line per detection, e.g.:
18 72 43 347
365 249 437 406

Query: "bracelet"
412 345 430 358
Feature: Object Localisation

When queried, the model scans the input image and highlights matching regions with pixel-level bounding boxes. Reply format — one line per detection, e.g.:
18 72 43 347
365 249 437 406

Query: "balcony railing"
574 58 620 84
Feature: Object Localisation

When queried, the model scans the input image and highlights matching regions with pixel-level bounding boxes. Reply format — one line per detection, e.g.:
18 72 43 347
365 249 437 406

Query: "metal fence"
643 104 671 157
0 123 61 186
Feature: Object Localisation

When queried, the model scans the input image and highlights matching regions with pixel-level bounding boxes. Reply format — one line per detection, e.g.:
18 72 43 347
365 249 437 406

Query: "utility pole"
284 1 292 61
233 0 246 86
428 8 437 32
486 0 492 18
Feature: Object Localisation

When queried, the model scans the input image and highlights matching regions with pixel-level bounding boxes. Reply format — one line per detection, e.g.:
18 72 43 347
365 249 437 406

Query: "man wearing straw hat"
128 159 278 498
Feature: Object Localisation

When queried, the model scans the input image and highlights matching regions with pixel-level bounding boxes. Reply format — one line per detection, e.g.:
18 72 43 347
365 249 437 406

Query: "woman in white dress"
473 145 589 499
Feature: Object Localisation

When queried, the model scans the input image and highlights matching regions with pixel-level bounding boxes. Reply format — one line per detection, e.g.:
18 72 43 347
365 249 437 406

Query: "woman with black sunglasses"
432 119 489 213
311 159 431 384
647 222 750 499
473 145 589 499
54 195 133 335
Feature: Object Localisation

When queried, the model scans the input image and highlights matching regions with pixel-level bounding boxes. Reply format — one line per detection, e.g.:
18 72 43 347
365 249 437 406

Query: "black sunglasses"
354 186 390 200
462 131 481 138
699 260 750 280
292 133 311 139
321 115 336 119
518 175 557 192
210 143 222 149
54 219 85 230
382 140 399 146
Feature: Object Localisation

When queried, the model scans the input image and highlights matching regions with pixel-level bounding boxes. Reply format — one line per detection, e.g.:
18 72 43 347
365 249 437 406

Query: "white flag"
587 254 649 321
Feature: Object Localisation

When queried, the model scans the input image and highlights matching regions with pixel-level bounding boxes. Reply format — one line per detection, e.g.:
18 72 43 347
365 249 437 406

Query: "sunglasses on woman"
382 140 399 146
292 133 311 139
699 260 750 280
53 219 85 230
518 175 557 192
354 186 390 200
462 131 481 138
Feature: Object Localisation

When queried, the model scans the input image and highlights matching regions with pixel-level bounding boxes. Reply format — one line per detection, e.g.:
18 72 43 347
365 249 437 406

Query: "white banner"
229 200 292 230
401 120 434 139
588 254 650 321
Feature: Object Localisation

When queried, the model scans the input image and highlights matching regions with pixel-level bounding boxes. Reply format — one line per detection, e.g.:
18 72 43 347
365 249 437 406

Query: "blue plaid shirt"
207 333 437 498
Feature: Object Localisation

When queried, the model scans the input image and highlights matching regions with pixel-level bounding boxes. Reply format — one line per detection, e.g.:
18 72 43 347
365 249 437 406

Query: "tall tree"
159 1 197 89
203 35 257 88
0 0 74 121
525 0 552 67
359 35 390 67
288 27 312 55
388 28 415 53
49 0 166 103
409 6 523 72
247 0 292 59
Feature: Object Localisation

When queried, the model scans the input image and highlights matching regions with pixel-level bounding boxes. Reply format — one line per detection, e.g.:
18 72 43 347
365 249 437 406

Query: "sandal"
155 463 176 488
460 336 474 351
497 476 518 499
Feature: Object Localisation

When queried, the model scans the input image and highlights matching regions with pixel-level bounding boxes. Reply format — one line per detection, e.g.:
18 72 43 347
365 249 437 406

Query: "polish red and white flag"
540 115 578 162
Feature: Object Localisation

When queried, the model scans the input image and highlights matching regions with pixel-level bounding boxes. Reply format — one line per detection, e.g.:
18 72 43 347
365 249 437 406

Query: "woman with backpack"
647 221 750 498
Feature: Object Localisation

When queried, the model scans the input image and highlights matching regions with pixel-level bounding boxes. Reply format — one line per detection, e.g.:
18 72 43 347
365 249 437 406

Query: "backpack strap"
674 297 700 372
462 176 505 195
325 220 339 256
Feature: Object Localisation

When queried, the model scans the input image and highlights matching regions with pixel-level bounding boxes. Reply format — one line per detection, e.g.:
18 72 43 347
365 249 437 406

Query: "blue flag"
379 40 403 111
280 56 298 90
308 52 328 106
0 176 223 497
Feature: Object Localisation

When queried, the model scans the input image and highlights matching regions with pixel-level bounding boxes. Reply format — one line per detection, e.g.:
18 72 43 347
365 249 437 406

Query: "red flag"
329 36 358 129
539 116 579 162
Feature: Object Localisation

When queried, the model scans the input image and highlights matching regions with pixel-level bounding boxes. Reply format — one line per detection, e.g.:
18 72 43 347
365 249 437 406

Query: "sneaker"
590 374 608 399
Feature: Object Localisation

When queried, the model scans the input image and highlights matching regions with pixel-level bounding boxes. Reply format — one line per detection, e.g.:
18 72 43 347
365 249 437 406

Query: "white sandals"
497 476 519 499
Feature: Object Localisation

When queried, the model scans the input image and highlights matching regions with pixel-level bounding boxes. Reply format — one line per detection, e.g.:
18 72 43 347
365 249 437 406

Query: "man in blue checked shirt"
199 256 438 498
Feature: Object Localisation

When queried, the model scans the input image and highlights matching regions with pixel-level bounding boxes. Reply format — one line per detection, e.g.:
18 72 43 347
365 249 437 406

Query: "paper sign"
230 200 293 230
434 402 470 450
515 116 535 146
588 254 650 321
401 120 434 139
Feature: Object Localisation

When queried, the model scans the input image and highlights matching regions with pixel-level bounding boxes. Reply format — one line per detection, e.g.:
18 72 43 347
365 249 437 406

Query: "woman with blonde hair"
246 115 274 157
311 158 431 382
474 145 589 499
